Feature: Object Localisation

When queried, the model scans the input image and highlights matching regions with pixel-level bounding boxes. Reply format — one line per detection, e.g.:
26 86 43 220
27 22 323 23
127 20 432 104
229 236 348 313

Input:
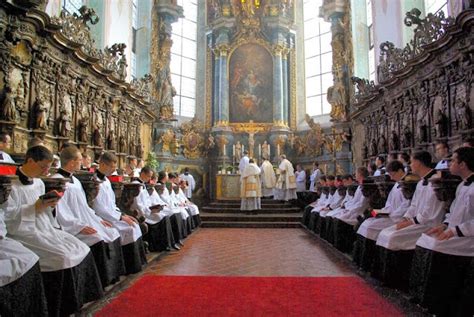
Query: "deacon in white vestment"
2 146 102 315
179 168 196 198
377 152 446 251
295 164 307 192
239 152 250 175
241 160 262 211
274 155 297 201
260 158 276 198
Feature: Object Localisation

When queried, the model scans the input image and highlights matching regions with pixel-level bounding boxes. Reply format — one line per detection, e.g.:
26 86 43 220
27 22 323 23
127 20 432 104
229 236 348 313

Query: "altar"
216 174 241 200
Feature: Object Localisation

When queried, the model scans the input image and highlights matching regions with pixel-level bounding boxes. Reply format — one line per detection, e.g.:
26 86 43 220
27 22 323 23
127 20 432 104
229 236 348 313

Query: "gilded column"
212 49 221 124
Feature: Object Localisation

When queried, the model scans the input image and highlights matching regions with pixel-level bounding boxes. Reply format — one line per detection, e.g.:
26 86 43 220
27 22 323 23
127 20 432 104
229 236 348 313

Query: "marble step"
201 206 301 213
201 221 302 228
201 212 302 223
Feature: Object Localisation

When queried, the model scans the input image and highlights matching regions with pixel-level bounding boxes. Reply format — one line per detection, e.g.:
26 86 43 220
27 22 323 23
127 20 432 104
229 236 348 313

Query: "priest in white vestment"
274 155 297 201
2 146 102 316
241 159 262 211
179 167 196 198
376 151 446 251
53 146 124 286
92 152 146 274
260 157 276 198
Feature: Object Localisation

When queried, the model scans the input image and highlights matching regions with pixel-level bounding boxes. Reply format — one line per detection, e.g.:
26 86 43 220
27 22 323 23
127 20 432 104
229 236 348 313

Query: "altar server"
295 164 307 192
274 155 297 201
354 160 411 270
309 161 322 192
53 146 124 286
132 166 176 252
0 194 47 316
92 152 146 274
240 159 262 212
179 167 196 198
410 147 474 316
2 146 103 316
0 133 15 163
376 151 445 289
260 157 276 198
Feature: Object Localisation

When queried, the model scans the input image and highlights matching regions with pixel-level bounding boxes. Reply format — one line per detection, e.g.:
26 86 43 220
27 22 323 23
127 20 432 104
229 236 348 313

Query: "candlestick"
223 143 226 156
258 144 261 158
277 144 280 157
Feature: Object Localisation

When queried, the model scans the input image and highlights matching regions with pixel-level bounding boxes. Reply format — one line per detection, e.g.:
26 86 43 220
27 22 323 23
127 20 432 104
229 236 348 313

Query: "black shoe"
177 240 184 247
172 244 181 250
165 246 171 251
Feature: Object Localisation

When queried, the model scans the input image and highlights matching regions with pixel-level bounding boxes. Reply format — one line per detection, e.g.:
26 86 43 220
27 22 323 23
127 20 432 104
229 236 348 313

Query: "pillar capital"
319 0 348 22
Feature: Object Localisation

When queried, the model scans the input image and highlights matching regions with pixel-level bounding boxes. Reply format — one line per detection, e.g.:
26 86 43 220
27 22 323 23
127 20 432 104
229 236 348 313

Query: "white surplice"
335 186 370 225
92 176 142 245
0 151 15 163
376 173 446 251
239 155 250 175
179 173 196 198
177 188 199 215
295 170 306 192
0 209 39 287
158 185 189 220
2 177 90 272
53 173 120 246
320 191 354 218
357 184 411 241
416 178 474 256
131 181 166 225
309 168 322 192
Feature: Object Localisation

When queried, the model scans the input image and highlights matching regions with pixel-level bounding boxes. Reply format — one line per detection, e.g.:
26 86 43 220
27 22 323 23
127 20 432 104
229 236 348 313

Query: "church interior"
0 0 473 316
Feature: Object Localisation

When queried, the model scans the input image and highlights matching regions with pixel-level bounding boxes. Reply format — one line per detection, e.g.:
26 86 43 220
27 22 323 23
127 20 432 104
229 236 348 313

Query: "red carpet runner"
96 275 402 316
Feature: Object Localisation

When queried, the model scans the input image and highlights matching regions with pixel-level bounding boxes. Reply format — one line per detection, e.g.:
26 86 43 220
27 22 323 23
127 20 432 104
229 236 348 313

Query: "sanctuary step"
201 199 302 228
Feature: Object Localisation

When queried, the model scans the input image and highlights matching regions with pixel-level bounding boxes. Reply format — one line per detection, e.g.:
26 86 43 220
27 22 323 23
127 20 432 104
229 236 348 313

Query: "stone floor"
147 228 354 277
84 228 428 316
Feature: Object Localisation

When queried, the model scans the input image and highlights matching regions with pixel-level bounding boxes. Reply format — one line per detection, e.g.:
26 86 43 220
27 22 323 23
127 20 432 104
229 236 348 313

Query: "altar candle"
242 145 244 153
258 144 261 158
268 145 270 157
277 144 280 156
223 143 226 156
233 144 235 157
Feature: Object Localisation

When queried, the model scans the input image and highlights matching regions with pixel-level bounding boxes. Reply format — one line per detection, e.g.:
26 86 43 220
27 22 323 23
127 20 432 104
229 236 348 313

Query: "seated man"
0 133 15 163
301 176 327 228
376 151 445 290
410 147 474 316
354 160 411 270
177 177 201 226
2 146 102 316
309 176 345 233
159 171 192 237
132 166 176 252
53 146 124 287
92 152 146 274
330 168 370 252
1 188 47 316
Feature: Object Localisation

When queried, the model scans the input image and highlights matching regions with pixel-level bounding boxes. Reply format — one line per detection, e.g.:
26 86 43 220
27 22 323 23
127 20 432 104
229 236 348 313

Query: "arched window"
424 0 448 15
367 0 376 82
303 0 333 117
170 0 197 118
62 0 82 14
